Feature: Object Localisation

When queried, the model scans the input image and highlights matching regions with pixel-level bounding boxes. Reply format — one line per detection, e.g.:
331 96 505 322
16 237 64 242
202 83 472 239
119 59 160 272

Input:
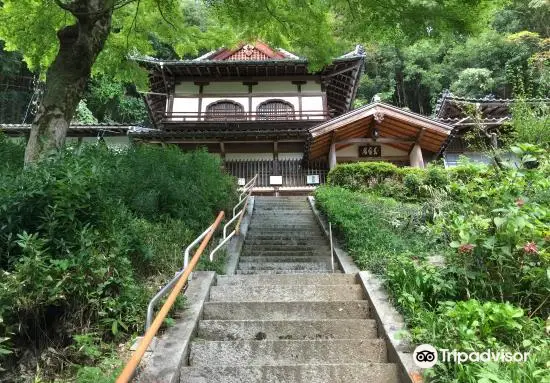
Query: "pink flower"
523 242 538 254
516 199 525 207
458 244 475 254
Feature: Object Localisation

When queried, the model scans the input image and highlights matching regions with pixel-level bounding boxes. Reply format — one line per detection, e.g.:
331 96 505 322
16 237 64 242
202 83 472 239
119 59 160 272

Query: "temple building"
2 43 547 191
132 42 456 188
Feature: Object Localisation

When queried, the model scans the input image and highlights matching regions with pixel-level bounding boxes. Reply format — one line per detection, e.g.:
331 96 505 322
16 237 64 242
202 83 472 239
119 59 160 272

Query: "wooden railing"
225 159 329 188
115 211 225 383
163 110 330 122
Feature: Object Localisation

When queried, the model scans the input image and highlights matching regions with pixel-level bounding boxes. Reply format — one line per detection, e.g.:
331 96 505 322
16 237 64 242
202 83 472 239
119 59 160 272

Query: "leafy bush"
0 144 236 380
327 162 398 190
315 186 437 273
315 146 550 382
415 301 550 383
0 134 24 175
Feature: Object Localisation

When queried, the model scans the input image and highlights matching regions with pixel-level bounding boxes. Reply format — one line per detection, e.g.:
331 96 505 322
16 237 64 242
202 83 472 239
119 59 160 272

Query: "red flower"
523 242 538 254
458 244 475 254
516 199 525 207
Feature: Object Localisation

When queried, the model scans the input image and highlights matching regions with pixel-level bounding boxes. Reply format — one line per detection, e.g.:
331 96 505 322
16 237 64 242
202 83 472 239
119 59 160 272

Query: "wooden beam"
335 137 416 145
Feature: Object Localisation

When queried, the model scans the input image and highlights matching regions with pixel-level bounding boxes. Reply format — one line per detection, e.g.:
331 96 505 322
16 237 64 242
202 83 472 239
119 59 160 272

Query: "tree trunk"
24 2 114 164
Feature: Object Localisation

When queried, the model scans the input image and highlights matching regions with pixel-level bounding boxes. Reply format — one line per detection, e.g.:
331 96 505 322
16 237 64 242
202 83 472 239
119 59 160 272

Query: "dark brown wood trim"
172 91 319 98
197 84 204 119
174 75 318 83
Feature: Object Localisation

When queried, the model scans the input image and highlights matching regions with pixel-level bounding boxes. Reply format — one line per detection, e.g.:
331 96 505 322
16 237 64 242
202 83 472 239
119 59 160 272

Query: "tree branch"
155 0 177 30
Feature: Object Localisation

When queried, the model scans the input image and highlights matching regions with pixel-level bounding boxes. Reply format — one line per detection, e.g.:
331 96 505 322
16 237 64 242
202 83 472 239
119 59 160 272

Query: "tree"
0 0 504 163
0 0 231 163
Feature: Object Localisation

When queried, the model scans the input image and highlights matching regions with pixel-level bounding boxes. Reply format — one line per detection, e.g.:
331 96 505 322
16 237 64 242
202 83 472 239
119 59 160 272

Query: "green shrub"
414 300 550 383
0 144 236 378
315 186 437 273
0 134 24 175
327 162 398 190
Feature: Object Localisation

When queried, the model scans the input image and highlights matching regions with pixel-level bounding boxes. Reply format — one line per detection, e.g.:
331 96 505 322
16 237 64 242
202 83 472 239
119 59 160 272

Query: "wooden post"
409 144 425 168
329 143 337 170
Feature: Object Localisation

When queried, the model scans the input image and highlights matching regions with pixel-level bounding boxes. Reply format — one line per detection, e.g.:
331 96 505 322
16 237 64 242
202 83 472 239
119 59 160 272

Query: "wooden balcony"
162 110 330 123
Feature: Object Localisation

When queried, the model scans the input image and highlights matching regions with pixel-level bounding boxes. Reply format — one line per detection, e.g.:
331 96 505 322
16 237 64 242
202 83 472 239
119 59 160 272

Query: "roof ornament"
243 44 255 57
372 94 381 103
355 45 365 56
374 111 385 123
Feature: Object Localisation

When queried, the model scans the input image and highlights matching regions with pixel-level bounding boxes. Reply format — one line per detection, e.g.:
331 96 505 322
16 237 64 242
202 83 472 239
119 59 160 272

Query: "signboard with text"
359 145 382 158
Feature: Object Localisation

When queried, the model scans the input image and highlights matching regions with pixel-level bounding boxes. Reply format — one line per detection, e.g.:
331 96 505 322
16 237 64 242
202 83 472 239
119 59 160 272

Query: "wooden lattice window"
205 100 245 121
257 100 295 120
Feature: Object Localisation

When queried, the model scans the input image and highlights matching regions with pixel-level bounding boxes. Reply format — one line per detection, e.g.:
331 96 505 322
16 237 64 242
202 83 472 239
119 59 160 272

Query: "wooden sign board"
359 145 381 158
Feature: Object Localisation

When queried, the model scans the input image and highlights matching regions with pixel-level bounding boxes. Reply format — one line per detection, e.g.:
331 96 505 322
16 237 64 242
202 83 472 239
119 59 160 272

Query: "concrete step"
236 269 340 275
197 319 377 341
244 239 327 246
250 224 319 230
240 250 328 257
245 233 326 238
203 301 369 320
180 363 400 383
237 262 333 272
245 235 326 241
216 274 357 286
189 339 388 366
210 284 364 302
242 244 329 252
248 227 321 232
238 256 331 264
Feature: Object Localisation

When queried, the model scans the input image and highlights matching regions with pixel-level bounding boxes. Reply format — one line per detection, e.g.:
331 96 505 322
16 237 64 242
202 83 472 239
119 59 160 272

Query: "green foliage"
509 99 550 146
451 68 496 98
0 134 25 175
315 186 436 273
327 162 451 203
106 146 236 228
0 143 236 380
84 76 148 125
74 100 99 124
0 0 232 88
316 146 550 382
327 162 398 190
415 301 550 383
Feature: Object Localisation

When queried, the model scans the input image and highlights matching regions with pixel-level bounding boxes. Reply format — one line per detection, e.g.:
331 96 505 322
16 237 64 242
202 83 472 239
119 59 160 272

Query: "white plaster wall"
336 144 408 158
204 82 248 94
225 152 274 161
301 96 324 119
254 81 298 93
172 98 200 121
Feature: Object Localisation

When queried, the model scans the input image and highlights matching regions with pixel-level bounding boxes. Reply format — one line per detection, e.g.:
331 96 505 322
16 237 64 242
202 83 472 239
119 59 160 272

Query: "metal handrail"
209 174 257 261
116 211 225 383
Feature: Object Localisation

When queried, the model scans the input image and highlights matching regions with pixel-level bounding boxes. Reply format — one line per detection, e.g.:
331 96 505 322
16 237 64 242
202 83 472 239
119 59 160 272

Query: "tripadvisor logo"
413 344 438 368
413 344 530 369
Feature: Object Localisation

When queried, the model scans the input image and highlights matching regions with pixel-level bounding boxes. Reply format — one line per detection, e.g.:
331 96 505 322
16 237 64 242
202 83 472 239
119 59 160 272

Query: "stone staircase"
238 197 336 274
180 197 400 382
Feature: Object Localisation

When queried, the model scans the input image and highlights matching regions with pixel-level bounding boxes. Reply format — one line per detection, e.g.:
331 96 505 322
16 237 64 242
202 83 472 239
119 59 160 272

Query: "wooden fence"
224 159 329 187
